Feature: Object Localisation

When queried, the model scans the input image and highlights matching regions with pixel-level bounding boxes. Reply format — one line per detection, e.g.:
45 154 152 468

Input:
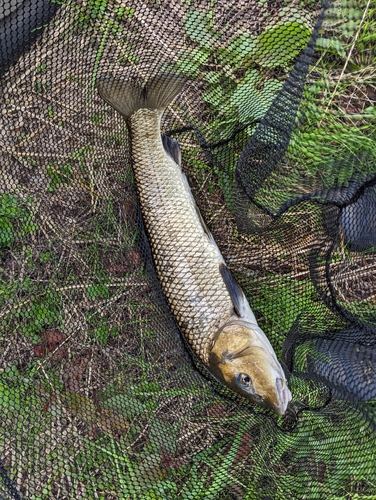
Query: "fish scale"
130 108 233 364
96 75 292 414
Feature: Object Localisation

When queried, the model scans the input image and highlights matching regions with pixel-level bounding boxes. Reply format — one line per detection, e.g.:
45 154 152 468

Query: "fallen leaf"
42 330 67 350
234 432 253 462
34 330 67 362
61 392 129 439
126 248 143 268
206 402 228 417
64 353 90 392
34 345 47 358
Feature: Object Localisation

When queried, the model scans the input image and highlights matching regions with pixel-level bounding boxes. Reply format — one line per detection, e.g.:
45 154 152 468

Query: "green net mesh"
0 0 375 498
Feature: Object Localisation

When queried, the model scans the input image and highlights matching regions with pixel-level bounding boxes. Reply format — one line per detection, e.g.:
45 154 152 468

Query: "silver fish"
97 74 291 415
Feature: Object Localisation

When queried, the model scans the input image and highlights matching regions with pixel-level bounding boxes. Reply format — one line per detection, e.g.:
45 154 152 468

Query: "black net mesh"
0 0 375 498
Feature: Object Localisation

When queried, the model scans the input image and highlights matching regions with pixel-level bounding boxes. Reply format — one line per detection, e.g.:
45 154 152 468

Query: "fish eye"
236 374 263 402
237 373 252 387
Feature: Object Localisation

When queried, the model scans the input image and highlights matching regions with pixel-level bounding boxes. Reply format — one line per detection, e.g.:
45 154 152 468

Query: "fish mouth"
272 378 292 416
252 377 291 416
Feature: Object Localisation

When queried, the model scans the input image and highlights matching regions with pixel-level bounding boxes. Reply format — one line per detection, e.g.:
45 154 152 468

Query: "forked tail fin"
96 74 186 120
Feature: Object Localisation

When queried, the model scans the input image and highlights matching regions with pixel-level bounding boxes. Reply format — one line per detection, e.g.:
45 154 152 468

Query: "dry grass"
0 0 375 499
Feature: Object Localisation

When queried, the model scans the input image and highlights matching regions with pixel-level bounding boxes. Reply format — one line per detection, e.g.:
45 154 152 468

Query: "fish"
96 74 292 415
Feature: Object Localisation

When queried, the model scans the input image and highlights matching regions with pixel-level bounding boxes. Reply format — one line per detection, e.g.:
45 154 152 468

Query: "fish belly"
129 109 232 364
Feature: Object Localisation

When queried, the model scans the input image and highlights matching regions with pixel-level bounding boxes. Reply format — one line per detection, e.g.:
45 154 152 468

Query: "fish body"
128 106 228 362
97 75 291 415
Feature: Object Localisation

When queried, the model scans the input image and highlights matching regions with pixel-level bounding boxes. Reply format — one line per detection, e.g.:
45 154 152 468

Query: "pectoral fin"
219 263 246 318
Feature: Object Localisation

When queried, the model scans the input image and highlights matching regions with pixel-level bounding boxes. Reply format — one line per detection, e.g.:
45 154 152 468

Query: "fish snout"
272 378 292 415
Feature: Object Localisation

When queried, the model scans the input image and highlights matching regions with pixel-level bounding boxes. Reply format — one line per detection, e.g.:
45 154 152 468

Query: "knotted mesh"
0 0 375 498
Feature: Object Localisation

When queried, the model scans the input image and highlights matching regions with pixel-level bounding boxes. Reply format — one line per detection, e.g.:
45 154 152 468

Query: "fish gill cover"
0 0 375 499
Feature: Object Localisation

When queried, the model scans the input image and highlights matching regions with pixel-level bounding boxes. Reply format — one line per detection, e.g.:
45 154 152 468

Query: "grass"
282 1 376 186
0 0 375 499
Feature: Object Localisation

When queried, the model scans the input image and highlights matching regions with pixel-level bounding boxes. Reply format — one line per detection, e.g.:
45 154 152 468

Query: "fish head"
209 322 291 415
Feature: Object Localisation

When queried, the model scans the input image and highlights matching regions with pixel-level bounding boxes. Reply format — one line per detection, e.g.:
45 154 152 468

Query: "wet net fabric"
0 0 375 498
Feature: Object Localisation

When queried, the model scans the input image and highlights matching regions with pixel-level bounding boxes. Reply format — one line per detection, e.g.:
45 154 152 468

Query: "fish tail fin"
96 74 186 120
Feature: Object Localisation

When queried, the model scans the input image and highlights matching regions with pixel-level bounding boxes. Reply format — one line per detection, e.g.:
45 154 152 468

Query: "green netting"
0 0 375 498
